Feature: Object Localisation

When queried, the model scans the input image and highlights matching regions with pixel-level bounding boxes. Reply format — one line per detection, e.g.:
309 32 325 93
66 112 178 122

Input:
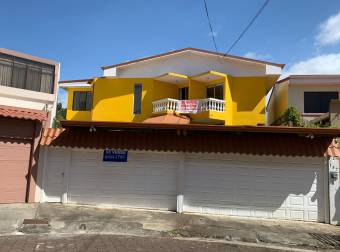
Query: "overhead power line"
203 0 218 52
226 0 270 54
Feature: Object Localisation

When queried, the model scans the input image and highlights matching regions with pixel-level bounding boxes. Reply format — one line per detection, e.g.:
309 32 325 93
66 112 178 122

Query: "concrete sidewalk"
0 203 339 251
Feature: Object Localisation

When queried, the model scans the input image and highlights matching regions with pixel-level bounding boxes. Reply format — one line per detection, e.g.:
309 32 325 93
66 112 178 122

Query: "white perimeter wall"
36 147 336 223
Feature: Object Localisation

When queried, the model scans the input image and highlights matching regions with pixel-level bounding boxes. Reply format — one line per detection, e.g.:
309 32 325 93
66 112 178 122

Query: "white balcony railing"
152 98 225 114
152 98 179 113
199 98 225 112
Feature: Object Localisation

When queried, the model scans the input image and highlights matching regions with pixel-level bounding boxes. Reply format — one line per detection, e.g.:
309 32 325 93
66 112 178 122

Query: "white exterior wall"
104 51 281 78
288 84 340 114
328 157 340 225
40 147 332 223
266 81 289 125
0 85 57 127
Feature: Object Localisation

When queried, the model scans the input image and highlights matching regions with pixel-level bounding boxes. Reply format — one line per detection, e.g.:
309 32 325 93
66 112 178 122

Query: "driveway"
0 203 339 251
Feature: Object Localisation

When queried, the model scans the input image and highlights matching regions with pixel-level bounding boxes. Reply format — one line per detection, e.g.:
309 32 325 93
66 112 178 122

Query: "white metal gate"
183 153 325 222
43 148 178 210
41 148 326 222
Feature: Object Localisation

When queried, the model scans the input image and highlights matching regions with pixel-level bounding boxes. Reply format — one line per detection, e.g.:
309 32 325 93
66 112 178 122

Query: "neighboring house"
267 75 340 125
59 48 284 126
0 48 59 203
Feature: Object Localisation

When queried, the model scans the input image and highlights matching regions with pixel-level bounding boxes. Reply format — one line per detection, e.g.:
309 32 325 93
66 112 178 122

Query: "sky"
1 0 340 107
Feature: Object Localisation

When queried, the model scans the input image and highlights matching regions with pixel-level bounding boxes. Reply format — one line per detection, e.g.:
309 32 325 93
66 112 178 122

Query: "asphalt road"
0 234 282 252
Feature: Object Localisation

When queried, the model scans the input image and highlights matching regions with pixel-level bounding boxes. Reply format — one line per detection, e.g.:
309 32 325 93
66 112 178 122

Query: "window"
0 52 55 94
72 91 92 111
304 92 339 113
134 83 142 114
206 84 223 100
179 87 188 100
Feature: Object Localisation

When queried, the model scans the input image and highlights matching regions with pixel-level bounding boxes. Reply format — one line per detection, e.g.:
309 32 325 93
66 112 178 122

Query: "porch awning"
154 72 188 84
191 71 226 83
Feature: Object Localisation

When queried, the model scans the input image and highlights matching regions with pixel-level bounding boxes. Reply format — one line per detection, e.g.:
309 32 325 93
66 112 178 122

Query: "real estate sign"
178 100 200 113
103 149 128 162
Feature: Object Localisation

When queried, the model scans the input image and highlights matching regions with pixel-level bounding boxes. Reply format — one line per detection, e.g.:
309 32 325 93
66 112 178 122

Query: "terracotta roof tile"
143 114 190 124
0 105 47 121
41 127 339 157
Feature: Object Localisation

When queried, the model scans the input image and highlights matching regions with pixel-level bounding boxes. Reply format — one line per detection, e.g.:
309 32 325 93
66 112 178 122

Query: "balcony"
152 98 225 114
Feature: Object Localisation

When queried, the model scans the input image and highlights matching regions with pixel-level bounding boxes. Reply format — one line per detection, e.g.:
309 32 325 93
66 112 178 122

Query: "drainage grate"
23 219 49 225
309 233 340 249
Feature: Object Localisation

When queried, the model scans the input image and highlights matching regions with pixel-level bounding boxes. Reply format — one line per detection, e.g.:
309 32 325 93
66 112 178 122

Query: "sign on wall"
103 149 128 162
178 100 200 113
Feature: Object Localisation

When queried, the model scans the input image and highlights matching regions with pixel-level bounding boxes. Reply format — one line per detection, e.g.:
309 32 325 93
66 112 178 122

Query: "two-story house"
0 48 59 203
267 75 340 125
39 49 340 223
60 48 284 126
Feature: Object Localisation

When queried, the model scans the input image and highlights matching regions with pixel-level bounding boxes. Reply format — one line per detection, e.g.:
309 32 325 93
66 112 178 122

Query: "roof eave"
60 120 340 136
101 48 285 70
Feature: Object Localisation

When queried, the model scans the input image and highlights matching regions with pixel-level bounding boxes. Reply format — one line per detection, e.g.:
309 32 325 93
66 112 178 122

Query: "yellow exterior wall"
66 87 92 121
91 78 154 122
65 75 274 126
153 80 179 101
229 76 267 126
190 77 229 124
188 79 206 99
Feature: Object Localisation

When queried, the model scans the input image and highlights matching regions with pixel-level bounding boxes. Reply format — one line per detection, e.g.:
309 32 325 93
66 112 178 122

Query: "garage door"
184 154 325 222
67 150 178 210
0 140 31 203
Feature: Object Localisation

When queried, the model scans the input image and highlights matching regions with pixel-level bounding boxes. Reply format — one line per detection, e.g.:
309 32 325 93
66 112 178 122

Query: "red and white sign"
178 100 200 113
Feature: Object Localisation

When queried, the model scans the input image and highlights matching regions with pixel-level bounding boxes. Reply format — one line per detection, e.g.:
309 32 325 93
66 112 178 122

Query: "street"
0 234 284 252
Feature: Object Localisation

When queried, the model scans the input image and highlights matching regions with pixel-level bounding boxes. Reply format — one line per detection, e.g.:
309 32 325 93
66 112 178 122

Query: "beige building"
0 48 59 203
267 75 340 125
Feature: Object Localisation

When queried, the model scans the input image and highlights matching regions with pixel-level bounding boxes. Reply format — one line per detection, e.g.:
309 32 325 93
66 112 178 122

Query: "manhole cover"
23 219 49 225
309 233 340 248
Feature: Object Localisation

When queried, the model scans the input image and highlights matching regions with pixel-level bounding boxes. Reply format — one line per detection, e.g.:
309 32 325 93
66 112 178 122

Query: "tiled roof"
0 105 47 121
143 114 190 124
41 127 339 157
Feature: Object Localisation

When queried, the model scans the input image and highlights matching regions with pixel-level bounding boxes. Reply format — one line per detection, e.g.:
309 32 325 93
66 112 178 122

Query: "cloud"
208 25 222 37
279 11 340 80
316 11 340 46
243 52 272 60
284 53 340 76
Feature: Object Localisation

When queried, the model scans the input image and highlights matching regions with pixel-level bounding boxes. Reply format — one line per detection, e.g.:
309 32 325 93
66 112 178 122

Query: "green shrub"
281 106 304 127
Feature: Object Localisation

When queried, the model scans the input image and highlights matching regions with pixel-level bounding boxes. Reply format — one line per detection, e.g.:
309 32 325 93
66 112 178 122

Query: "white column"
38 146 48 203
177 153 185 213
328 156 340 225
62 148 71 204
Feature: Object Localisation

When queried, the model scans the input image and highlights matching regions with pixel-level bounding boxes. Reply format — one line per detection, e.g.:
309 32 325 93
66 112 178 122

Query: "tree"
53 103 66 128
281 106 304 127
